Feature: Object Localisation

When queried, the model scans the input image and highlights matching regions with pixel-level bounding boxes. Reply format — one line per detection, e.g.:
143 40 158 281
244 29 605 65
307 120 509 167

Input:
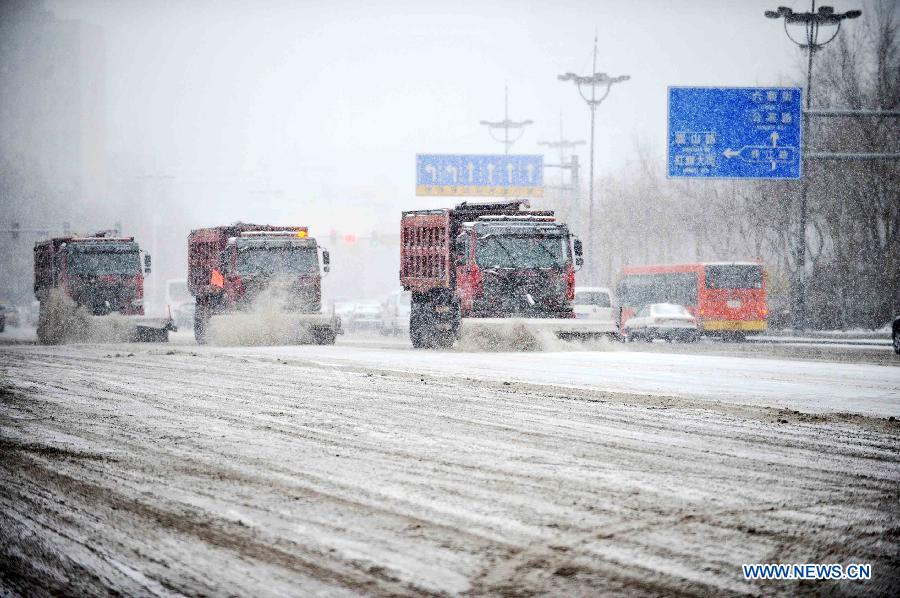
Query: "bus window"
704 265 763 289
617 272 697 307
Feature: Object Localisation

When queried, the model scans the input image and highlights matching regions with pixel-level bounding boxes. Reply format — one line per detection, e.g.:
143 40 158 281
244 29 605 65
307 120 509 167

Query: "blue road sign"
416 154 544 197
667 87 802 179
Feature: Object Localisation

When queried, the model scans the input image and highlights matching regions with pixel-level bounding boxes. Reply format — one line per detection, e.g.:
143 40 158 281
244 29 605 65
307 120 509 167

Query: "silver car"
348 301 382 332
624 303 699 343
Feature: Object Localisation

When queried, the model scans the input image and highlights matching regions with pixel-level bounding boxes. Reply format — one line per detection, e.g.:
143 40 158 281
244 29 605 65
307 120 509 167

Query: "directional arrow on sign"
770 131 780 147
722 144 798 169
415 154 544 194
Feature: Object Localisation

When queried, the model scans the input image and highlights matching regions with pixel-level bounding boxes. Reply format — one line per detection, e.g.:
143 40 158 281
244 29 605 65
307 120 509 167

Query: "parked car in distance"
7 306 20 327
165 278 194 329
348 301 382 332
27 300 40 327
380 290 411 336
0 300 19 329
333 301 356 320
893 314 899 355
624 303 699 342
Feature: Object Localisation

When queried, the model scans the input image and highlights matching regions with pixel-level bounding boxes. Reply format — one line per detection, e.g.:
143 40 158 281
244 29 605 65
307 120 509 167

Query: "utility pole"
765 2 861 330
538 114 584 226
558 34 629 282
480 83 534 154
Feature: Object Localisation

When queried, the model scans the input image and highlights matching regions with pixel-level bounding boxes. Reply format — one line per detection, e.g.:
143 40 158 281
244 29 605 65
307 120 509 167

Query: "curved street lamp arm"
782 15 841 49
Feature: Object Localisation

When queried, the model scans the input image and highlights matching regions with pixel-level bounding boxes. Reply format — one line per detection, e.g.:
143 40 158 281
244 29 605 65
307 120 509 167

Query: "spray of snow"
36 289 138 344
455 319 622 352
207 277 322 346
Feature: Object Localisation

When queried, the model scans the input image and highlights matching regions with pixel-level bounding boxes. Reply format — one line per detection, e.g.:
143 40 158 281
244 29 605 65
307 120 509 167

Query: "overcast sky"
47 0 866 233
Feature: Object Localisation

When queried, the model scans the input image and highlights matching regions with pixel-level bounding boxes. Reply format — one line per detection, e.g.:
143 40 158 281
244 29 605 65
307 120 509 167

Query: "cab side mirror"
573 239 584 267
322 250 330 273
144 254 152 274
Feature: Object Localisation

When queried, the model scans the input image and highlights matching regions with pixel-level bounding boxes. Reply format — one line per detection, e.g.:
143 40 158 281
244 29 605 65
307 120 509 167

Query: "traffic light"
370 230 378 247
11 222 19 240
329 229 337 246
343 233 357 245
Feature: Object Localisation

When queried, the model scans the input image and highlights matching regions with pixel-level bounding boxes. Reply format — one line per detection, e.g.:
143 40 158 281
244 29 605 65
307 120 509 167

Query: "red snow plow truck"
188 224 340 345
400 201 614 349
33 233 173 344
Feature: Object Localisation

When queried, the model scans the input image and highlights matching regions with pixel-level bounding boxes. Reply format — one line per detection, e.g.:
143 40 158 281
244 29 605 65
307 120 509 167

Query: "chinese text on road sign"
667 87 802 179
416 154 544 197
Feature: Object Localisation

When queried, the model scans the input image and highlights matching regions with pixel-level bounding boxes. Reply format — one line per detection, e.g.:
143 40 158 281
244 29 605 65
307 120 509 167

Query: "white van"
573 286 614 318
380 290 411 336
573 286 620 338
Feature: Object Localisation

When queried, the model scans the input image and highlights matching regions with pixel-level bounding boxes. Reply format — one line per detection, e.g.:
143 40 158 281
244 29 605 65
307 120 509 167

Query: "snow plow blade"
37 314 174 344
207 312 341 346
457 317 621 351
87 316 175 343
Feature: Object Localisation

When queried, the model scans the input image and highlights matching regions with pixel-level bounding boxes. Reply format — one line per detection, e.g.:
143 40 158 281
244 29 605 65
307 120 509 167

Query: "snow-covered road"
2 341 899 595
225 343 900 418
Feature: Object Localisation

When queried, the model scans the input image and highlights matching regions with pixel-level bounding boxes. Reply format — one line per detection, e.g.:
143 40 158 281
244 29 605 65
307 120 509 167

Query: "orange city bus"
616 262 768 338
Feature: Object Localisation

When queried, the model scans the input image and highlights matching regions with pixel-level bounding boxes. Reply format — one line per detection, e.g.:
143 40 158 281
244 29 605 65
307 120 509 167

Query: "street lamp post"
559 35 629 282
480 84 534 155
765 2 861 330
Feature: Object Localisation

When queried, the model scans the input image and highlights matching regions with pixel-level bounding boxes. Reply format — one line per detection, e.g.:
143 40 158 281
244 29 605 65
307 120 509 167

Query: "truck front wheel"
194 302 210 345
410 291 458 349
410 295 429 348
313 328 336 345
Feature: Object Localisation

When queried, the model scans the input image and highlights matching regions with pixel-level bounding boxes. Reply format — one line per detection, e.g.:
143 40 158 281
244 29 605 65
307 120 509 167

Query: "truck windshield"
68 245 140 276
237 245 319 275
475 235 567 269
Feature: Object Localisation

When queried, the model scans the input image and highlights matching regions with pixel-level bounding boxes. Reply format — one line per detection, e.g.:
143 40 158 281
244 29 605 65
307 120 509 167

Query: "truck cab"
34 235 149 317
188 225 339 345
453 216 579 318
401 201 586 349
215 231 326 312
33 233 172 343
